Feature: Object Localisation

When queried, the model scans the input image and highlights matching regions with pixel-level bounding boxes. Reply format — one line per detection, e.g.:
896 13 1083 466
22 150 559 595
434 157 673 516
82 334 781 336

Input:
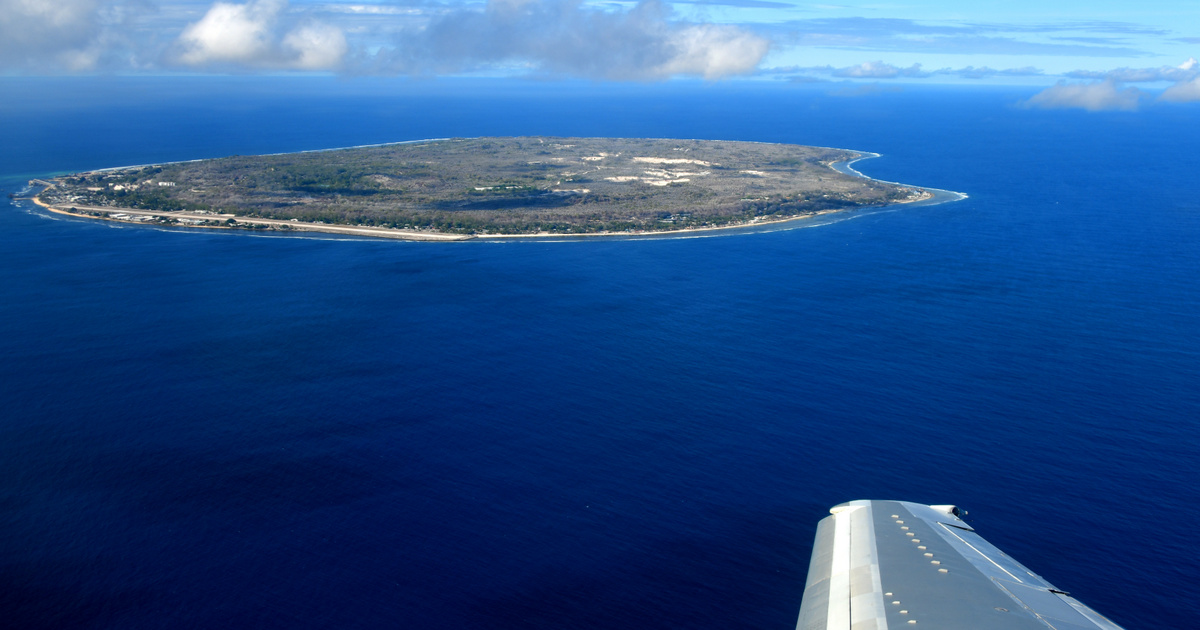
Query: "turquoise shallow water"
2 78 1198 628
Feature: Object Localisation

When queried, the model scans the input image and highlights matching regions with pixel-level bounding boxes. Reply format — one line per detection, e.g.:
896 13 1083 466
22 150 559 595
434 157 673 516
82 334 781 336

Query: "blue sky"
2 1 1199 108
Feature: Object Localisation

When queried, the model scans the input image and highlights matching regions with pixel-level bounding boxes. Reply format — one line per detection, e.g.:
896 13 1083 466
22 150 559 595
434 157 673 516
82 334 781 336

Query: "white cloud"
1055 58 1200 105
0 0 763 77
174 0 346 69
178 0 277 64
832 61 926 79
0 0 102 69
1022 80 1142 112
1160 75 1200 102
282 21 347 70
653 23 769 79
370 0 769 80
1066 61 1198 83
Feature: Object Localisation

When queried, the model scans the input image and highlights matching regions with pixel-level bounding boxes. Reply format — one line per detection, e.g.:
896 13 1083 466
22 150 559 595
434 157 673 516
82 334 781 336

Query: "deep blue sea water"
2 77 1198 629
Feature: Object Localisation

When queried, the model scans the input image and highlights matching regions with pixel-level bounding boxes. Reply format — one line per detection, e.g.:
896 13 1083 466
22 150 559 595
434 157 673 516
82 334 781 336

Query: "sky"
2 0 1200 109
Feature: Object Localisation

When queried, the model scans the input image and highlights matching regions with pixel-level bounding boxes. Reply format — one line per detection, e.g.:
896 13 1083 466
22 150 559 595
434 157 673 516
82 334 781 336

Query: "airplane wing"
796 500 1126 630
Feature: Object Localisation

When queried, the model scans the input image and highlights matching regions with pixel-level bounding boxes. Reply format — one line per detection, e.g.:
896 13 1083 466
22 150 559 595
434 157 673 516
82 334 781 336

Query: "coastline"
831 152 969 204
26 148 963 242
29 194 473 241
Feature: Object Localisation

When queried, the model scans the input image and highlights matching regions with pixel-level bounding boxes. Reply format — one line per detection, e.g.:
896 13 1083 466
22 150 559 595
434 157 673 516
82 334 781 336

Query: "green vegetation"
42 137 925 235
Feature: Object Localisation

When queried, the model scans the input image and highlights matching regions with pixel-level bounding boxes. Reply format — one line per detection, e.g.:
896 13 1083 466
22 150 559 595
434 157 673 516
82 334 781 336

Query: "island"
31 137 932 240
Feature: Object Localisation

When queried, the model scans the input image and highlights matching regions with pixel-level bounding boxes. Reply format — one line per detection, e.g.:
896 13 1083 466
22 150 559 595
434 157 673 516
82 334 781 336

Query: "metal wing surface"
796 500 1126 630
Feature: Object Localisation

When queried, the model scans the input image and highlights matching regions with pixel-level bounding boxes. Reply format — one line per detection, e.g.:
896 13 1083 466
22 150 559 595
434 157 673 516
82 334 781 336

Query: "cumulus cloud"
1022 80 1142 111
1160 75 1200 102
653 23 771 78
368 0 769 80
177 0 276 64
0 0 108 70
0 0 764 78
282 21 347 70
174 0 346 70
1049 58 1200 106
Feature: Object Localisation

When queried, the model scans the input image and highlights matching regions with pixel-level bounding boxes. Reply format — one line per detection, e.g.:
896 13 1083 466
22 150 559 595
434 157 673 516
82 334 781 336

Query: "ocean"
1 77 1197 628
